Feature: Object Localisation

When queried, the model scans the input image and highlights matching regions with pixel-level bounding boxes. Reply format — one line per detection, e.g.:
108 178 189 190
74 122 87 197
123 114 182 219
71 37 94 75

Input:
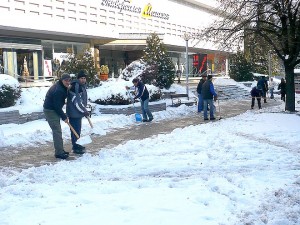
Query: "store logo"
141 3 169 20
142 3 152 18
101 0 141 14
101 0 169 20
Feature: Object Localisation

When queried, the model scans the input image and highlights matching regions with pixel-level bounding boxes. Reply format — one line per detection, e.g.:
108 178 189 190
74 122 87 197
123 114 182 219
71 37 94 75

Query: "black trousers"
251 97 261 109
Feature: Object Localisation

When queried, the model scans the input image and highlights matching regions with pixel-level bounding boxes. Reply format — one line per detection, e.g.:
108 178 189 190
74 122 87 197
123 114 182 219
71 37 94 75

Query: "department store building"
0 0 229 80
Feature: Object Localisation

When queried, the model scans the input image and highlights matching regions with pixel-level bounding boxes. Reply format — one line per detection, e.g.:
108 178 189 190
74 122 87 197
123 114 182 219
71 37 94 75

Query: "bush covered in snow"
0 74 21 108
121 60 147 81
88 79 161 105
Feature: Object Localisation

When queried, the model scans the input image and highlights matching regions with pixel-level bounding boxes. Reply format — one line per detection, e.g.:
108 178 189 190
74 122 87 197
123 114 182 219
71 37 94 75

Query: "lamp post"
182 32 191 99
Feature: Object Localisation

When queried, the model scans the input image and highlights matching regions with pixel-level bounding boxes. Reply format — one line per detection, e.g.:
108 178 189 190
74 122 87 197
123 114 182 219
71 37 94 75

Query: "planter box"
98 102 166 115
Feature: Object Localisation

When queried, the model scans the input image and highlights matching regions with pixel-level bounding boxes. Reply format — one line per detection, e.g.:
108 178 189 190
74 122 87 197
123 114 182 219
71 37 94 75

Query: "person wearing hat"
43 73 71 159
201 74 218 120
126 78 153 122
66 70 89 154
196 74 207 112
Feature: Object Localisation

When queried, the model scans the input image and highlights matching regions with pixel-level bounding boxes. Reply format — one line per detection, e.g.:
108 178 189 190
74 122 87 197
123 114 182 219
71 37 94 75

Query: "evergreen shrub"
0 84 21 108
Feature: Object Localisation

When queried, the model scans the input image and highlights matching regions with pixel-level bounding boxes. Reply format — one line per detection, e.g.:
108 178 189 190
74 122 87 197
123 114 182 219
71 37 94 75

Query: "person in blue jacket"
128 78 153 122
250 86 262 109
66 70 89 154
43 73 71 159
257 76 268 103
201 75 218 120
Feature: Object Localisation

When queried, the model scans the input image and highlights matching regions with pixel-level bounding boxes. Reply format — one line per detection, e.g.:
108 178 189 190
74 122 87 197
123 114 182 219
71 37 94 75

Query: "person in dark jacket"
196 74 207 112
250 86 262 109
278 78 286 102
128 78 153 122
43 73 71 159
257 76 268 103
66 70 89 154
201 75 218 120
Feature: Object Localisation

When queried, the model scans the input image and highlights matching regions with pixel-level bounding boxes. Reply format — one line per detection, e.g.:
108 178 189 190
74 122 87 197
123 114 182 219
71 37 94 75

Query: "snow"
0 74 20 88
0 76 300 225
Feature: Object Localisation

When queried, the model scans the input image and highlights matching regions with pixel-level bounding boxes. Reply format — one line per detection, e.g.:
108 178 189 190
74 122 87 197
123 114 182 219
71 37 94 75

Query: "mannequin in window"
174 63 181 84
180 63 184 74
22 56 29 77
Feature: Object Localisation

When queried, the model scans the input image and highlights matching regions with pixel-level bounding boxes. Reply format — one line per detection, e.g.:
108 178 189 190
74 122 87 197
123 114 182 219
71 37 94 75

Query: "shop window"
16 49 34 77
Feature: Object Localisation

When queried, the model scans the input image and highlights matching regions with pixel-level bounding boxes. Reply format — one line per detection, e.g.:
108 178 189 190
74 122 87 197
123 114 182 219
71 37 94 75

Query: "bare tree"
201 0 300 111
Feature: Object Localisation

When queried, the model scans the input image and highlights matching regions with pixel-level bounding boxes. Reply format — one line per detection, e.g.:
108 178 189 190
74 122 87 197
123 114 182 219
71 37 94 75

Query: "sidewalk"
0 98 281 170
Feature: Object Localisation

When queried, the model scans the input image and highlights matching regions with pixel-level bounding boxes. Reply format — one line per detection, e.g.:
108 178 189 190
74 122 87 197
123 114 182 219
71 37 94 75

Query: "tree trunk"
284 65 295 112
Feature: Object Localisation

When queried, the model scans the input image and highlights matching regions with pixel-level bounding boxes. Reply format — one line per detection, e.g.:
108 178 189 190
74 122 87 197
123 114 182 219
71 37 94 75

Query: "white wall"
0 0 217 41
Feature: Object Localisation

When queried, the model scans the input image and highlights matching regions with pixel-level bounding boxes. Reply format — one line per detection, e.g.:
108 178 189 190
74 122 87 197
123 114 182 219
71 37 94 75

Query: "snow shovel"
218 99 222 120
86 116 93 128
67 121 92 146
132 100 142 122
126 89 142 122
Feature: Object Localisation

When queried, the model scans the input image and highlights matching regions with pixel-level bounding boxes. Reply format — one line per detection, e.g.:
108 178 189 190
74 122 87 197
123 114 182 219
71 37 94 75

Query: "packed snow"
0 76 300 225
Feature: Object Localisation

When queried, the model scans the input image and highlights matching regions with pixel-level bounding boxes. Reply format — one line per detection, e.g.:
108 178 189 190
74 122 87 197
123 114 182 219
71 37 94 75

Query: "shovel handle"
67 121 80 139
86 116 94 128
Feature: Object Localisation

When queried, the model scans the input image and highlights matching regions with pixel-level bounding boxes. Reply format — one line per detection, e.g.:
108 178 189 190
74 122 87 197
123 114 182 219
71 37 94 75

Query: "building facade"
0 0 228 80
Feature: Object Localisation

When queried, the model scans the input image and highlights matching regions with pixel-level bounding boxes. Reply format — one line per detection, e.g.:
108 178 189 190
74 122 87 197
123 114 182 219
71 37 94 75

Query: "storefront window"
43 41 53 60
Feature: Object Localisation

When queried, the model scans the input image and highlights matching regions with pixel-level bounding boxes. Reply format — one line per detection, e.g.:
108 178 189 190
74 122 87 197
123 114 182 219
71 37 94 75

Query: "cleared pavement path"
0 99 281 170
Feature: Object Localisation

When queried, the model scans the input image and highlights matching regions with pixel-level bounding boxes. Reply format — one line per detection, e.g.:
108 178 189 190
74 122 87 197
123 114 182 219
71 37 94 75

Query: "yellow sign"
142 3 152 18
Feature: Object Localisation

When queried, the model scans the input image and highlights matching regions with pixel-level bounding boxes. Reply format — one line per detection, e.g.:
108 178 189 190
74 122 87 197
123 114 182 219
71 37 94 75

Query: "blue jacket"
66 80 88 118
257 78 268 91
134 81 149 101
43 80 68 121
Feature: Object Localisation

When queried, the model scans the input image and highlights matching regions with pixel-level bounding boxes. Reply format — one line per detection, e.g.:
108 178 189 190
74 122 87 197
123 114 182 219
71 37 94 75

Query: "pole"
185 39 189 99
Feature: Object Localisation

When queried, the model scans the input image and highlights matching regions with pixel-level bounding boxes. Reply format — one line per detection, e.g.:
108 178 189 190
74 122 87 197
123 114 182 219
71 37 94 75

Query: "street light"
182 32 192 99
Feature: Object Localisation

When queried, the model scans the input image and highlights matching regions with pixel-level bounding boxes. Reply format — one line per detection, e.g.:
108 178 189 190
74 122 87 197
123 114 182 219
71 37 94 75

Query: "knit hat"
61 73 71 81
207 74 213 80
77 70 87 79
132 78 139 83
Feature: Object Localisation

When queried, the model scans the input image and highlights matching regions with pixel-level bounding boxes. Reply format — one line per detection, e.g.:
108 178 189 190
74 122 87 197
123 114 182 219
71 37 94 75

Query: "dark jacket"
43 80 68 121
201 79 217 100
134 81 149 101
196 79 205 95
257 77 268 91
66 80 88 118
278 81 286 94
251 86 262 97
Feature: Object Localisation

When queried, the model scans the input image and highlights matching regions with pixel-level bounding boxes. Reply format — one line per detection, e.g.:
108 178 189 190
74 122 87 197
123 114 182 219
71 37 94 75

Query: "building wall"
0 0 224 78
0 0 216 40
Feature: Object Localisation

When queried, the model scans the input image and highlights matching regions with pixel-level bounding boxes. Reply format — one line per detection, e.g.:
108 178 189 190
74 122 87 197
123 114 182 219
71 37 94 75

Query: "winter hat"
61 73 71 81
207 74 213 80
132 78 139 83
77 70 87 79
201 74 207 77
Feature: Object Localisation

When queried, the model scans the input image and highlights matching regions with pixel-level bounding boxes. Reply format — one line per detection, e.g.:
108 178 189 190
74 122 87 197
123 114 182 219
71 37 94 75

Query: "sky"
0 75 300 225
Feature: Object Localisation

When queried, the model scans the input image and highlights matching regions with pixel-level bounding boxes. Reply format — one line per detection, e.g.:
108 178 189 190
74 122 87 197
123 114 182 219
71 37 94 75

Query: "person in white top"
269 77 276 99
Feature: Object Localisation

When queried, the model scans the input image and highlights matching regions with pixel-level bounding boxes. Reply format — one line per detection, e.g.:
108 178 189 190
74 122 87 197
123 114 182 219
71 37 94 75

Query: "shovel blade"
135 113 142 122
76 135 92 145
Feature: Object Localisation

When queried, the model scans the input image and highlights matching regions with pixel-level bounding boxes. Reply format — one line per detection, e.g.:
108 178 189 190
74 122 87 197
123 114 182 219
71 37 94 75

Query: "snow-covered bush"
121 60 146 81
0 74 21 108
88 79 161 105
